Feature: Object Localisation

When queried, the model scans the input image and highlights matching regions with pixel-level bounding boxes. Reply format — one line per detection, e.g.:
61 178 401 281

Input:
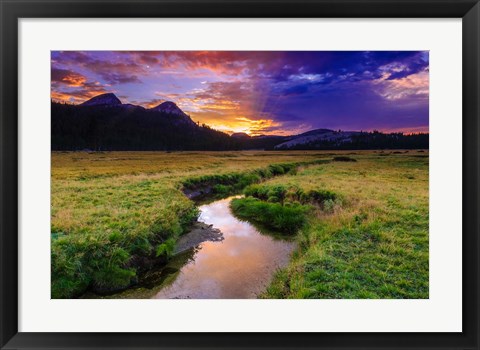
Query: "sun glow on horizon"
51 50 429 135
189 114 292 136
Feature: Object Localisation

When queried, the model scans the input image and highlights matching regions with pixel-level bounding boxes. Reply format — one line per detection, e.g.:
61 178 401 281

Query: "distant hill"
231 132 251 139
274 129 360 149
51 93 428 151
274 128 428 150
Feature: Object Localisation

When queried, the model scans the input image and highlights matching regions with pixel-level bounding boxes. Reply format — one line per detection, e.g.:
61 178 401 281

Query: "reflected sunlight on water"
153 196 295 299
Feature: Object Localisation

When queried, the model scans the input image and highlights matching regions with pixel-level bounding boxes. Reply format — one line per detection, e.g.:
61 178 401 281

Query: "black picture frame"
1 0 479 349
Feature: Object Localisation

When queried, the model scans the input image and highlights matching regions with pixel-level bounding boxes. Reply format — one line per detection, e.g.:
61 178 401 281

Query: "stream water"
94 196 295 299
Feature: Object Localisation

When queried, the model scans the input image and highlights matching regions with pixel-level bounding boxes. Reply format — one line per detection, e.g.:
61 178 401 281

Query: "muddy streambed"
88 196 295 299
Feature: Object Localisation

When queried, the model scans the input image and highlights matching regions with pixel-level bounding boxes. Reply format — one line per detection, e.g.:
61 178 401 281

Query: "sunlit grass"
51 150 330 297
51 150 428 299
261 153 429 298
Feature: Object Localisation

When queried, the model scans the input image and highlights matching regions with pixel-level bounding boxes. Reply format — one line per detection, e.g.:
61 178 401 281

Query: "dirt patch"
174 222 223 255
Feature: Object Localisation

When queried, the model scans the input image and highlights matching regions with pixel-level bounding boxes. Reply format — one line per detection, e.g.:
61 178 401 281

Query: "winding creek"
94 196 295 299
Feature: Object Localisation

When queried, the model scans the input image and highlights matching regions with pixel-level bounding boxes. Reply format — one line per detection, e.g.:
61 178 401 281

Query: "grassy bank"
231 197 310 234
236 152 429 299
181 159 328 199
51 151 331 298
230 184 342 234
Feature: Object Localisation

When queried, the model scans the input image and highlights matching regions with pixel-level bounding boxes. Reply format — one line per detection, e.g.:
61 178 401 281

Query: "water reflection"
154 197 295 299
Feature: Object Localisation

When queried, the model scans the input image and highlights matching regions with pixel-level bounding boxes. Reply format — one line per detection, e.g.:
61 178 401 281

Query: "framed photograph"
1 0 478 349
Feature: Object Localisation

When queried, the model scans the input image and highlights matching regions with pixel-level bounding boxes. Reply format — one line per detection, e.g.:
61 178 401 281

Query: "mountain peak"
150 101 186 116
150 101 196 127
81 93 122 107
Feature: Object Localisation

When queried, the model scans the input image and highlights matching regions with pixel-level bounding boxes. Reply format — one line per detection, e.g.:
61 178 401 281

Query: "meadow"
51 150 428 298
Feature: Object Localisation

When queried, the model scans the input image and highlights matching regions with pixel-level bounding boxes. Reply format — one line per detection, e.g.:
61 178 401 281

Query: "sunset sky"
51 51 429 136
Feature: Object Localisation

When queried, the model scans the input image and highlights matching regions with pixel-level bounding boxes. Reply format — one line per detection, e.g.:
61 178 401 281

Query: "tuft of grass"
156 238 176 258
302 189 338 205
245 184 288 203
244 184 340 210
231 197 310 234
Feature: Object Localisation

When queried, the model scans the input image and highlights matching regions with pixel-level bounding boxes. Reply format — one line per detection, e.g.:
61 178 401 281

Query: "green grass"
51 151 331 298
261 153 429 299
51 150 428 299
181 160 327 199
231 197 310 234
231 183 342 234
244 183 339 207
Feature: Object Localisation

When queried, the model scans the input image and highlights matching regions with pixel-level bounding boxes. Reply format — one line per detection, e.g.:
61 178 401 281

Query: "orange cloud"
50 79 110 104
374 70 429 101
51 68 87 87
51 87 111 104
